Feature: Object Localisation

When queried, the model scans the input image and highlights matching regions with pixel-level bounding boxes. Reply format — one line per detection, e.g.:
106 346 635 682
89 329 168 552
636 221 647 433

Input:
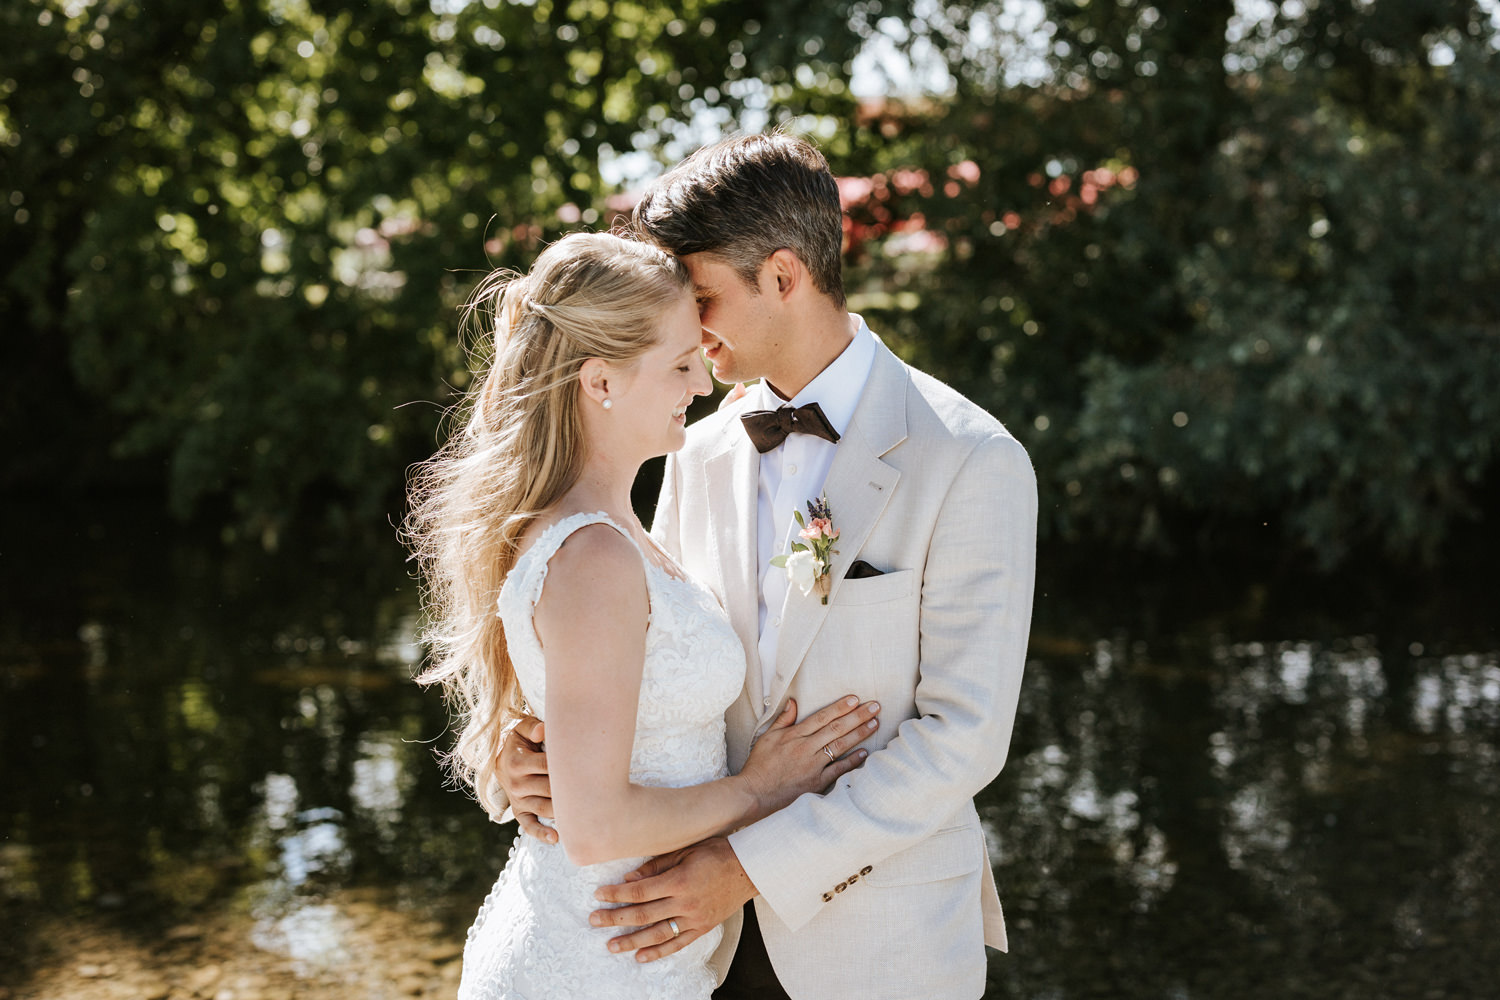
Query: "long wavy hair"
405 231 691 813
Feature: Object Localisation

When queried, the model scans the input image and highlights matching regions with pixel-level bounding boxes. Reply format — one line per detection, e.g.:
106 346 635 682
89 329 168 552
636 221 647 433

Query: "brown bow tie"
740 402 841 454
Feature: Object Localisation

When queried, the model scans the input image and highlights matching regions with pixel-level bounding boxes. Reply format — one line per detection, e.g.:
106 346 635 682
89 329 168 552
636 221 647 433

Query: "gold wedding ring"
823 746 836 763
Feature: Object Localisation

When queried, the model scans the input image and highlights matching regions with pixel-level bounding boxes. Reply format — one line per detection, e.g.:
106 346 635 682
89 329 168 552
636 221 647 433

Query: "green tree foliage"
1 0 863 546
5 0 1496 568
844 0 1500 566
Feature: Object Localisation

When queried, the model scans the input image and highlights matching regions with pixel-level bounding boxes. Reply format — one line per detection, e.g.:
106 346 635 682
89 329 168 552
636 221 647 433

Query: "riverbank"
5 887 468 1000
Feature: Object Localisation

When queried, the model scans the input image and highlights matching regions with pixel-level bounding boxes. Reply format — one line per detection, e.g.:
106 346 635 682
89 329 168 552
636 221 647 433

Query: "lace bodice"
458 511 747 1000
497 512 745 791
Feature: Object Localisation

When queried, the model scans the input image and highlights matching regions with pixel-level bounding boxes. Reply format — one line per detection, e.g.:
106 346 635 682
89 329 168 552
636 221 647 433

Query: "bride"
405 232 879 999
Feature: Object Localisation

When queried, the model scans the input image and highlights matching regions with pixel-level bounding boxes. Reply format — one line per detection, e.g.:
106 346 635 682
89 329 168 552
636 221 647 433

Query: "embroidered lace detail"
458 512 746 1000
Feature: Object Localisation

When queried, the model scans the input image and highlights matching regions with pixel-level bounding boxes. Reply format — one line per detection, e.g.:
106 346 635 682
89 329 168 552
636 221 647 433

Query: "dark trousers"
713 903 792 1000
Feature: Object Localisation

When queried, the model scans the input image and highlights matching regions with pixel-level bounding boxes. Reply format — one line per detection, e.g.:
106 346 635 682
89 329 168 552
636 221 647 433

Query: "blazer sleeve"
727 431 1038 930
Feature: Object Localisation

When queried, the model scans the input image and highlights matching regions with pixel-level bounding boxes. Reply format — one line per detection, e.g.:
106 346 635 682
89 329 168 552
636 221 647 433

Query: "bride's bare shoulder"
532 521 647 630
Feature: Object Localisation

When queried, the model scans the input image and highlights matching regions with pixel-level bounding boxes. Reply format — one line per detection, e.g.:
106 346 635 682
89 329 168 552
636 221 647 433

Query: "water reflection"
247 775 357 975
250 899 354 974
1 517 1497 997
1413 652 1500 737
980 626 1500 998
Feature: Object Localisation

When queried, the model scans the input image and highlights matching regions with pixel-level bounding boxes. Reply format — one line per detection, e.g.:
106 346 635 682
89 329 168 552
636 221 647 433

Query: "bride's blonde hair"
406 231 691 813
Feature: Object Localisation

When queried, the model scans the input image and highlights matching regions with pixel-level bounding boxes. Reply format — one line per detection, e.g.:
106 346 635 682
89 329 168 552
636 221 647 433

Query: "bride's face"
605 291 712 458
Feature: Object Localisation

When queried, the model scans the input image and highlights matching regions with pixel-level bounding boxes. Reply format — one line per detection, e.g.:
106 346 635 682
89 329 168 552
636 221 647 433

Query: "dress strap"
503 511 645 615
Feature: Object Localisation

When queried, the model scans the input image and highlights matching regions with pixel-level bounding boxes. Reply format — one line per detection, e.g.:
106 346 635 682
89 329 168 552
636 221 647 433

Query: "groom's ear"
764 248 802 302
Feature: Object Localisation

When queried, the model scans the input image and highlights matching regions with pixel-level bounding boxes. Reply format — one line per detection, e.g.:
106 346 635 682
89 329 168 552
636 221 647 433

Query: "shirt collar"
753 315 877 438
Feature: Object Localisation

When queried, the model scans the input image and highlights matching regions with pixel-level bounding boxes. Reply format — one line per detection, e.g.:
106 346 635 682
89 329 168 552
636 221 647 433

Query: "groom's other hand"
590 837 755 962
497 718 557 844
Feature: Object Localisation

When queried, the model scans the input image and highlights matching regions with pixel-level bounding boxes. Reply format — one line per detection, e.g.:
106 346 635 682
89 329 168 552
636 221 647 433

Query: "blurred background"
2 1 1498 997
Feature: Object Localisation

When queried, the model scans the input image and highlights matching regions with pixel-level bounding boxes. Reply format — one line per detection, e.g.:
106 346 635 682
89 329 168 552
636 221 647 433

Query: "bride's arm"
534 524 874 867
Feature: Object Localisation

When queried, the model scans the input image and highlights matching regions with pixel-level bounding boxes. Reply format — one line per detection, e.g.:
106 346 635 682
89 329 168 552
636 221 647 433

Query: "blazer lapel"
702 421 765 705
767 345 910 708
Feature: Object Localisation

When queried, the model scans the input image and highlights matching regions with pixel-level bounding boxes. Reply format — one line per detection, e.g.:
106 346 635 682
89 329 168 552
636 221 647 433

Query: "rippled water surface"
3 510 1496 998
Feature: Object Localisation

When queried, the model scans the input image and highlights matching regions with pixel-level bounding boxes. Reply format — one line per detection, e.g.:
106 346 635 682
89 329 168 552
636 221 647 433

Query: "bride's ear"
578 359 613 409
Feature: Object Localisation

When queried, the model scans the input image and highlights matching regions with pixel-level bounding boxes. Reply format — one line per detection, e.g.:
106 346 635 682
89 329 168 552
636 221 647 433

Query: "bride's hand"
718 382 749 410
737 696 880 820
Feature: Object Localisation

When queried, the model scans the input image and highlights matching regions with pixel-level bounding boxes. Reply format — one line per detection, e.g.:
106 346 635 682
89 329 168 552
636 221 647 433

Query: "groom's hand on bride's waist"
497 717 557 844
590 836 757 963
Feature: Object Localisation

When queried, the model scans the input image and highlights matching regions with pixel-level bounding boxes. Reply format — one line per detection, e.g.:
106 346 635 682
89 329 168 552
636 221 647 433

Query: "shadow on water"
2 502 1496 998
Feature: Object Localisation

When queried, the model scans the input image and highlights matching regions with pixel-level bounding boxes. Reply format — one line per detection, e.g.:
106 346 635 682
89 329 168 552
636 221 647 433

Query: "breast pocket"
820 569 920 701
833 568 914 607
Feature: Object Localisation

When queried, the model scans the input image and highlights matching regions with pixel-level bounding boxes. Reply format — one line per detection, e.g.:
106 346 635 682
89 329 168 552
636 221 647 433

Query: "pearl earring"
601 399 612 410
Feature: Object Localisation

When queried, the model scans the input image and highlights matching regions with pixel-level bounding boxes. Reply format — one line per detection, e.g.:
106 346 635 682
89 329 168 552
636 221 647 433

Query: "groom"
500 133 1037 999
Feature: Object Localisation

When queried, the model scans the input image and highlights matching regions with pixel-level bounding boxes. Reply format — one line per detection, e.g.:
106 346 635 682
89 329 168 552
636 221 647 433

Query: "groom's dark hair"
631 132 846 307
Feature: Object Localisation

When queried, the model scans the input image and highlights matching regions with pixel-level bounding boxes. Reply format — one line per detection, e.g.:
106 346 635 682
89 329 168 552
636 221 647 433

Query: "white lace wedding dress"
458 511 747 1000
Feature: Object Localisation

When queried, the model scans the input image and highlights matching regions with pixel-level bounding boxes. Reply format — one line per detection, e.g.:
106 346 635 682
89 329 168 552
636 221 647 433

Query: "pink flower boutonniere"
771 494 839 605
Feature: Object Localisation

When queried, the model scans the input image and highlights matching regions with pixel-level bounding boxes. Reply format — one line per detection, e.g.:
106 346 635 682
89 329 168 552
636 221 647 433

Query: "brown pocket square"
845 560 885 579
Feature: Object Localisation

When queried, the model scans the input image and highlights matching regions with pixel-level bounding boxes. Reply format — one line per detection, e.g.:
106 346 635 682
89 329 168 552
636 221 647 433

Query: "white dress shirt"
753 317 878 699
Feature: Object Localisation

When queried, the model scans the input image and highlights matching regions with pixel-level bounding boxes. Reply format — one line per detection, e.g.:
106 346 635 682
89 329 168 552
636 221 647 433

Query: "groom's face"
680 252 782 386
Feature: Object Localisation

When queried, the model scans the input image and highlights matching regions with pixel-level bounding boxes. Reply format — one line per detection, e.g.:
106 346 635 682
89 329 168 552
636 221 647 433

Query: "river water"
2 506 1496 999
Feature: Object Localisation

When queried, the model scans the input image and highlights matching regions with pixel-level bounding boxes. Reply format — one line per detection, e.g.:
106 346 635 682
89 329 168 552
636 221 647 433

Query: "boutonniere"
771 494 839 605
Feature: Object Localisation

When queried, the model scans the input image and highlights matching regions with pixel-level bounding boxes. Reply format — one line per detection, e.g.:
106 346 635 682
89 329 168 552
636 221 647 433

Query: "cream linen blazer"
652 337 1038 1000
